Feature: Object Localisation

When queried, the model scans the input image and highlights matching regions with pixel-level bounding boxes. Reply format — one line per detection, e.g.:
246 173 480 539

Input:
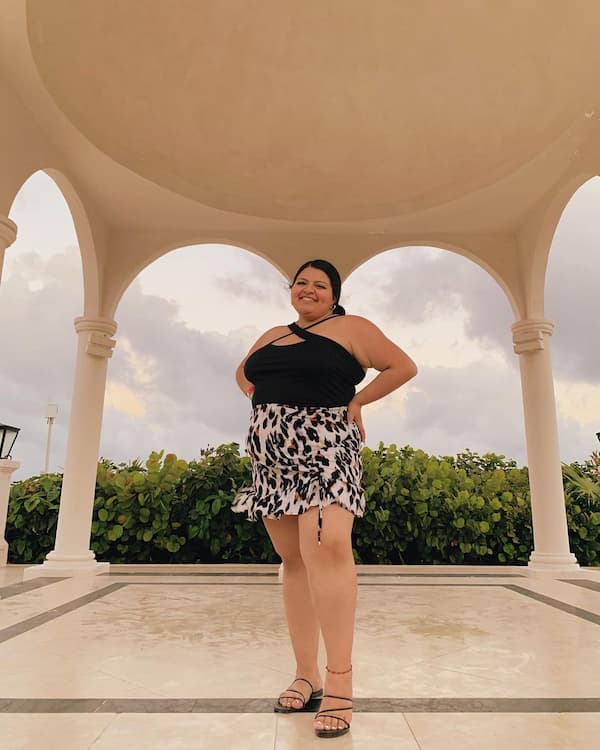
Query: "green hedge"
6 444 600 566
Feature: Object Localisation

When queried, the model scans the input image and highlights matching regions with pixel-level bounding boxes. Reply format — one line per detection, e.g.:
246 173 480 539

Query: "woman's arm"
346 316 418 439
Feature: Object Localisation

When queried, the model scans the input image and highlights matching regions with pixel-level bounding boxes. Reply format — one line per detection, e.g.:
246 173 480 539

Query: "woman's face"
291 266 334 320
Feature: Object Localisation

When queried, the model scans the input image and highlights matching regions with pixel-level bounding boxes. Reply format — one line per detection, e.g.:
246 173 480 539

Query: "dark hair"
290 259 346 315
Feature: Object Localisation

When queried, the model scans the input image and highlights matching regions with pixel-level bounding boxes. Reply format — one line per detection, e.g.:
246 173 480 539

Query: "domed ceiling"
26 0 600 222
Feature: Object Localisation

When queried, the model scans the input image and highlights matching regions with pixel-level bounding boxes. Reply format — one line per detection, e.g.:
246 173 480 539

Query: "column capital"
512 318 554 354
0 215 17 249
74 316 117 359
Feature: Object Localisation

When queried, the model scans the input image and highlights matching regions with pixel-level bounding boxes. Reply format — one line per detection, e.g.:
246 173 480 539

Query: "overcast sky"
1 171 599 479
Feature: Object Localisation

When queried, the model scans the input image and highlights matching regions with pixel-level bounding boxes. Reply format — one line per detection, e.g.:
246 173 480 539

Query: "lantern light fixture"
0 424 20 460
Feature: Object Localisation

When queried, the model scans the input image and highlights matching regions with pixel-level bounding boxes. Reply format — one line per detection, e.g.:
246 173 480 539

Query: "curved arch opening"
103 243 290 462
545 175 600 462
345 245 523 461
350 238 522 319
2 170 84 478
8 168 101 314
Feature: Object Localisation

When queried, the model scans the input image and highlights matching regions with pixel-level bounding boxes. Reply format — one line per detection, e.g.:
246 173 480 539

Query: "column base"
526 550 580 577
0 540 7 566
23 551 110 580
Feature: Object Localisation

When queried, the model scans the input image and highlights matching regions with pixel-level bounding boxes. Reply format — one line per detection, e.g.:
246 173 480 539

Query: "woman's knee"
299 507 355 568
263 517 303 566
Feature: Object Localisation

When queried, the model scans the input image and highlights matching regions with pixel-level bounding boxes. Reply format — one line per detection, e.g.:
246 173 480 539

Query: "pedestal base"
0 540 7 566
526 550 580 577
23 554 110 580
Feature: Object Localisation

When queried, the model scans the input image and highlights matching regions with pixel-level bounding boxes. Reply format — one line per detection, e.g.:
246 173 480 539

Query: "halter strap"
269 314 339 345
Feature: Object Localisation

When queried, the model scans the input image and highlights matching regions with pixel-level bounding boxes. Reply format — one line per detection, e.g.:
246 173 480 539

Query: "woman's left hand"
347 397 365 442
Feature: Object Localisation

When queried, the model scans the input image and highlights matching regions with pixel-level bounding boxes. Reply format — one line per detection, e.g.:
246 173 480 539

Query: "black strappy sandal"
274 677 323 714
314 694 353 738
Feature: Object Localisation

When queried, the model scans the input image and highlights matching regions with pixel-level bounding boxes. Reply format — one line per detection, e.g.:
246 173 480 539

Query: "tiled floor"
1 563 600 749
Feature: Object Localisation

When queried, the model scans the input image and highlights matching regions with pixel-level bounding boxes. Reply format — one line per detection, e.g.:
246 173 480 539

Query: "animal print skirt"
231 404 366 543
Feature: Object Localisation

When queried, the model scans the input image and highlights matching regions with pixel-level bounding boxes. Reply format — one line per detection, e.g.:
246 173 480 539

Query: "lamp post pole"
44 404 58 474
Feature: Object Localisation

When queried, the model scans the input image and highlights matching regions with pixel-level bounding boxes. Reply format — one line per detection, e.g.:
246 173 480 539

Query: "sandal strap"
315 709 351 729
278 678 317 706
315 695 353 725
291 677 315 693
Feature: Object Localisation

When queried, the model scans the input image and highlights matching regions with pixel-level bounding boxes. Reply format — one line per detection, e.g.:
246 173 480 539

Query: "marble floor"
1 563 600 749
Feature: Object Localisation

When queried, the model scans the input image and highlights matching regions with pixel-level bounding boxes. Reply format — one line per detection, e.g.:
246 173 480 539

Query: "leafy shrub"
562 457 600 565
5 473 62 563
4 444 600 566
354 444 533 564
175 443 277 563
91 451 189 562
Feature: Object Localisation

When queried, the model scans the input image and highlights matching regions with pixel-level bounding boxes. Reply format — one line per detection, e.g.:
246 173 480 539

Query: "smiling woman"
231 258 417 738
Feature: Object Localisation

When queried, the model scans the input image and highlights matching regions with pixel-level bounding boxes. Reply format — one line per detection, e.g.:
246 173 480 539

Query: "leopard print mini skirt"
231 404 366 543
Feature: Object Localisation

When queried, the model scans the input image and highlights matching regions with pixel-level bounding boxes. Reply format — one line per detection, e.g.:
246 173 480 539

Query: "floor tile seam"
87 711 118 750
0 583 127 644
91 665 169 699
2 698 600 714
0 577 67 600
523 581 600 618
561 578 600 593
403 712 425 750
116 581 510 586
505 584 600 626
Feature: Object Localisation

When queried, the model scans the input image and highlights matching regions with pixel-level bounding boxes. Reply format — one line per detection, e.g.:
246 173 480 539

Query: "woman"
232 259 417 739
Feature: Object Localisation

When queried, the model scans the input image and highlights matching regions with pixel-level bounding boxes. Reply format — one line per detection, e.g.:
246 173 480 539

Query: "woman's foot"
275 675 323 712
313 666 353 736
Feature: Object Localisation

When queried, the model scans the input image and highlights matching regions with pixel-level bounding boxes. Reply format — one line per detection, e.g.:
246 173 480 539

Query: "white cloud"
105 381 147 418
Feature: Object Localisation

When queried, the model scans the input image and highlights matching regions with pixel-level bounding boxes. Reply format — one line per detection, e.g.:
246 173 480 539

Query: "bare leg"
263 515 322 708
299 504 356 734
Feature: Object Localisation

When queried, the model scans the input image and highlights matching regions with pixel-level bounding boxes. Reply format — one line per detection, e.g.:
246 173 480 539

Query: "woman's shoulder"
250 324 290 350
339 314 378 332
263 324 291 339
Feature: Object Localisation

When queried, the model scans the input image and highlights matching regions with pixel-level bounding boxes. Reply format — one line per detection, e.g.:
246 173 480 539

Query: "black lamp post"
0 424 20 459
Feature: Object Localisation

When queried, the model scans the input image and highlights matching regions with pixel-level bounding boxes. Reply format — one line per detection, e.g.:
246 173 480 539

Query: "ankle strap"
325 664 352 675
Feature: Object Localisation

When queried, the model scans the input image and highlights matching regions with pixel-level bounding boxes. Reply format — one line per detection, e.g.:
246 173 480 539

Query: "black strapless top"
244 321 366 407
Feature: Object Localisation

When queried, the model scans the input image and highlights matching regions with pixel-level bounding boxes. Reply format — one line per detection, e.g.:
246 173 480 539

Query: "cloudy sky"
1 171 599 479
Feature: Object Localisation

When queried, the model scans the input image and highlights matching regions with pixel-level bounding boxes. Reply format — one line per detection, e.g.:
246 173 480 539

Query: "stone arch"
520 171 600 318
352 237 522 319
104 235 284 320
8 168 103 317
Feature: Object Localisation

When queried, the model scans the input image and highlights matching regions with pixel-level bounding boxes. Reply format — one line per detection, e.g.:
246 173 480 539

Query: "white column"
0 215 18 284
0 459 20 565
512 319 579 575
24 317 117 579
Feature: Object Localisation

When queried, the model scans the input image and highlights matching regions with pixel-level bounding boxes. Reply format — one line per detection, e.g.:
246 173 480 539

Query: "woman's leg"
263 515 322 708
298 504 356 733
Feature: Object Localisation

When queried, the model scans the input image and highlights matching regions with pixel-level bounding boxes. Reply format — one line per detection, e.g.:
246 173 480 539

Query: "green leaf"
107 524 124 541
98 508 109 522
454 517 465 529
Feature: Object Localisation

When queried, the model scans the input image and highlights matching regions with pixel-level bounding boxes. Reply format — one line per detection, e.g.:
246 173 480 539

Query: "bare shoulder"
342 315 382 335
247 324 290 354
